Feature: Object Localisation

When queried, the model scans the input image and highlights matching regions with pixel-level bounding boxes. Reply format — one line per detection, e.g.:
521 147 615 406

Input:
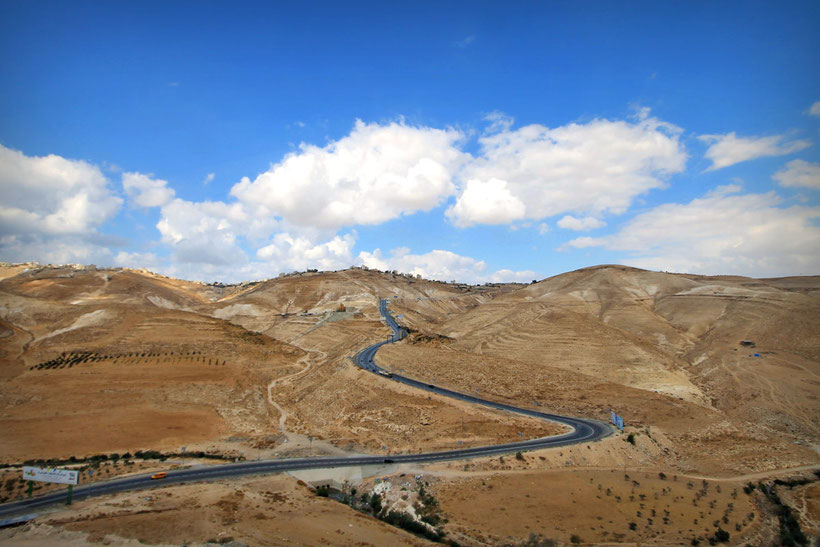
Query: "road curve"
0 298 610 517
357 298 611 450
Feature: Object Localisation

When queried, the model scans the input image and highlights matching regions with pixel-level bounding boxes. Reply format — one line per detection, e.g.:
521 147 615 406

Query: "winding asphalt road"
0 298 610 517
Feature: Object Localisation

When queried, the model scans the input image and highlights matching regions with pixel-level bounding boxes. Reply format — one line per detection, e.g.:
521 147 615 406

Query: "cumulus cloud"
809 101 820 117
122 172 176 207
230 119 466 230
0 145 122 237
773 159 820 190
155 198 257 267
487 268 539 283
446 178 526 227
565 186 820 276
699 132 812 170
447 111 686 227
557 215 606 231
357 246 534 283
257 232 356 272
114 251 161 269
0 234 117 266
359 247 486 282
151 192 355 278
0 145 124 265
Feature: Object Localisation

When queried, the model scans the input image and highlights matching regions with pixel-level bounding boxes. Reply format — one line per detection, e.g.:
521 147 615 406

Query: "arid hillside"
0 264 306 461
384 264 820 475
0 263 535 462
1 262 818 546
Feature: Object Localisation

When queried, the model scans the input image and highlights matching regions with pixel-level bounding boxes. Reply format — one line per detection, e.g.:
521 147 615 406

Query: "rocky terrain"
0 262 817 545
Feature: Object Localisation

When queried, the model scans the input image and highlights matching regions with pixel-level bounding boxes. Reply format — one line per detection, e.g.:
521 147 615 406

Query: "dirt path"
267 349 327 432
13 324 34 363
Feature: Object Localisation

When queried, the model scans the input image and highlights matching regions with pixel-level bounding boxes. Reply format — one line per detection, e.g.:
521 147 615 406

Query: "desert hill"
0 263 540 462
1 261 817 473
1 261 818 546
383 264 820 474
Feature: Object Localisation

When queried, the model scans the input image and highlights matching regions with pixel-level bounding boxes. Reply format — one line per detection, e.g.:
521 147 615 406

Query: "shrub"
420 513 441 526
569 534 582 544
369 493 382 513
626 433 635 445
523 534 557 547
708 528 729 545
383 510 442 542
516 451 525 461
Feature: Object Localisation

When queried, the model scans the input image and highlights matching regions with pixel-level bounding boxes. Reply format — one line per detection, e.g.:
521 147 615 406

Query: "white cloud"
155 198 258 267
487 269 539 283
0 145 124 266
152 193 355 278
257 232 356 272
0 234 117 266
357 246 534 283
483 111 514 133
809 101 820 117
0 145 122 237
447 111 686 227
203 172 215 185
773 159 820 190
114 251 161 269
699 132 811 170
230 119 466 230
157 199 250 245
122 172 176 207
446 178 526 227
538 223 549 235
562 236 599 249
557 215 606 231
566 186 820 276
359 248 486 282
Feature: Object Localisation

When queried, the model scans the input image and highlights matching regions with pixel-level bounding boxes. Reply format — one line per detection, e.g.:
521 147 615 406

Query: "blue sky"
1 1 818 282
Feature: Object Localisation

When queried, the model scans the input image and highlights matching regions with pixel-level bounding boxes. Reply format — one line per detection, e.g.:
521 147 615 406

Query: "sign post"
23 466 79 506
23 466 79 485
610 409 625 431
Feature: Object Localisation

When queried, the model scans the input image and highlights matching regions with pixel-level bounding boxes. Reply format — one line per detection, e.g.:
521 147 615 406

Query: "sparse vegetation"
30 350 226 371
759 482 808 546
2 263 816 545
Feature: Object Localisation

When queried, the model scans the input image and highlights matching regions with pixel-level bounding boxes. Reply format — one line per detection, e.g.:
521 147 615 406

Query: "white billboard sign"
23 466 78 485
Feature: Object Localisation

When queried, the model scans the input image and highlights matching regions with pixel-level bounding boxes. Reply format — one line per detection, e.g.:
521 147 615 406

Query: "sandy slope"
0 262 817 545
